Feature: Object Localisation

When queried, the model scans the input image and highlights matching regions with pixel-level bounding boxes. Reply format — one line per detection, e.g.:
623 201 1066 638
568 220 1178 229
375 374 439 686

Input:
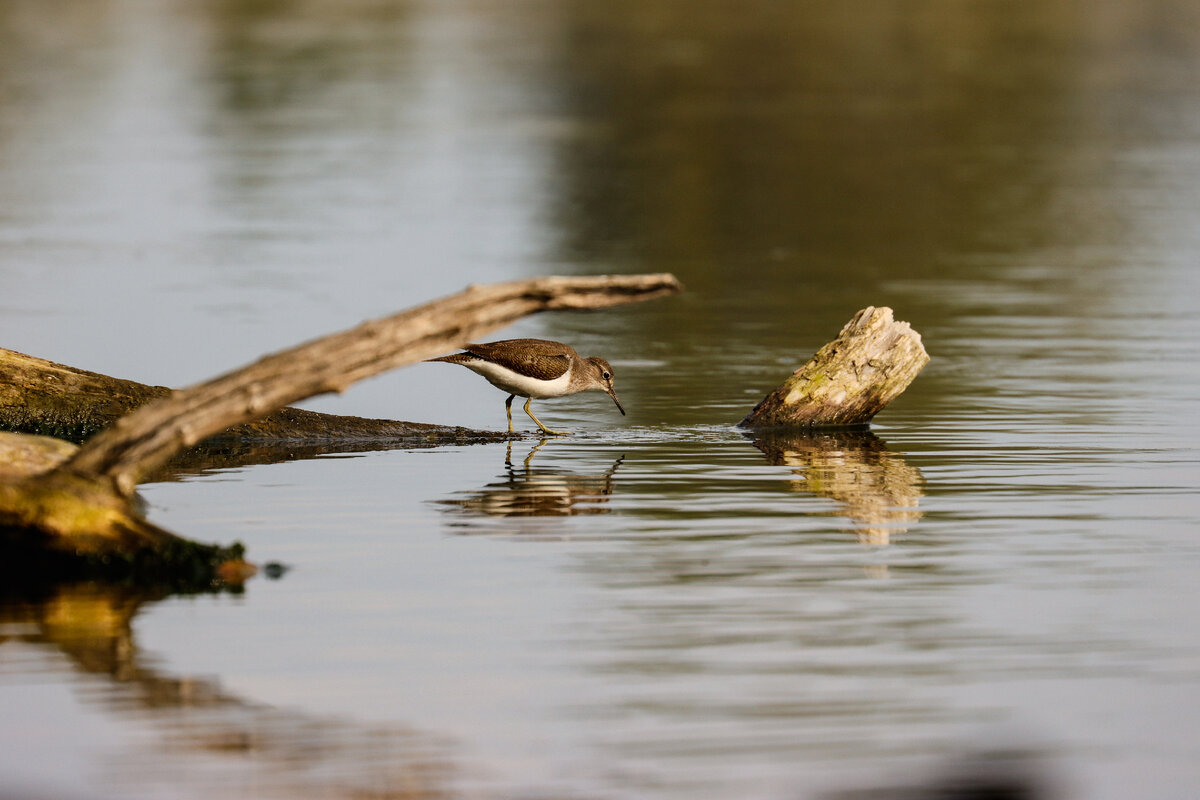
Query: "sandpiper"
426 338 625 435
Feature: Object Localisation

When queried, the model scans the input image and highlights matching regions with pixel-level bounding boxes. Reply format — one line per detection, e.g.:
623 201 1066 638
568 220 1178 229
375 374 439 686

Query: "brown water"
2 2 1200 798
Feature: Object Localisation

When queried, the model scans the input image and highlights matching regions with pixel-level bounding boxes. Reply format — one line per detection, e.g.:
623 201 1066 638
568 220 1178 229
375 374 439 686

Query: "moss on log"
0 464 249 588
0 433 243 586
0 349 168 441
739 306 929 428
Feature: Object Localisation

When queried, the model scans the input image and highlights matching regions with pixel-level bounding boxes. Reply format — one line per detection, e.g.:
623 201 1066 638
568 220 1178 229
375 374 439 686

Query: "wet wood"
0 431 77 481
739 306 929 428
0 350 529 447
0 273 682 581
0 348 170 442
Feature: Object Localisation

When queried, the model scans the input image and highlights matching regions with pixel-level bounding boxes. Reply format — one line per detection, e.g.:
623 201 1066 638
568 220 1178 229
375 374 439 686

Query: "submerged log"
739 306 928 428
1 273 682 580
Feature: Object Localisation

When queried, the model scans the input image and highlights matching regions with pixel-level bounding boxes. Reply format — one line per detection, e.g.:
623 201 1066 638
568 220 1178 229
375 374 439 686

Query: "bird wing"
463 339 574 381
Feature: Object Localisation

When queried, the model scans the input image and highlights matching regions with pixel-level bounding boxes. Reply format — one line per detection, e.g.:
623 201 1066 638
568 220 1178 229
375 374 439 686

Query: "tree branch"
1 274 680 579
65 273 682 495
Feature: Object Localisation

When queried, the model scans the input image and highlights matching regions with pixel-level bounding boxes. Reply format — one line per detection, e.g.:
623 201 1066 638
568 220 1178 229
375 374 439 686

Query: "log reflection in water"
748 429 924 545
0 583 467 800
437 441 623 520
152 437 439 484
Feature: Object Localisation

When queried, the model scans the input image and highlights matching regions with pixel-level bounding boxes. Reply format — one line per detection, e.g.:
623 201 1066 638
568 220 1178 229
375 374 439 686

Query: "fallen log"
738 306 928 428
0 347 512 446
0 273 682 581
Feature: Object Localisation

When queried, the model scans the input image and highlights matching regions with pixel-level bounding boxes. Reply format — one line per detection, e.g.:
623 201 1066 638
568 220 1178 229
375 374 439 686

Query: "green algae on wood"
739 306 929 428
0 463 248 589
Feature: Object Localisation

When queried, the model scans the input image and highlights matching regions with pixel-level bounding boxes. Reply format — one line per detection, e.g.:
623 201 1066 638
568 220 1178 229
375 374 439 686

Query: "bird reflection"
437 440 623 519
0 582 465 799
748 428 924 546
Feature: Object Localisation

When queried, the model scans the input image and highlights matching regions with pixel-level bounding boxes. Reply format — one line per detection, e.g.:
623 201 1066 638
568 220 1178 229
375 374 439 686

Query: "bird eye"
603 372 611 380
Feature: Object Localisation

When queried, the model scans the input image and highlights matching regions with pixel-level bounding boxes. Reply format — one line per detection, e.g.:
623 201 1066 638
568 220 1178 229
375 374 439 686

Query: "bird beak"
607 386 626 416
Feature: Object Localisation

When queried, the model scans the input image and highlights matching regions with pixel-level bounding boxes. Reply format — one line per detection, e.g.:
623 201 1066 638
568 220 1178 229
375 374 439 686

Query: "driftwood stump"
0 273 681 581
739 306 928 428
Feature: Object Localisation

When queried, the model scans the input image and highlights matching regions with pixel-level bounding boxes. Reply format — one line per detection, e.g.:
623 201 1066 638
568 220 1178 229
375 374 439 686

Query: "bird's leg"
524 397 568 436
505 394 515 433
524 439 549 467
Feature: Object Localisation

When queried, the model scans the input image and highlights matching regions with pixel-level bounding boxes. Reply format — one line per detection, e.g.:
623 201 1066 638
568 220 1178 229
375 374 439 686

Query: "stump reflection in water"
749 429 924 546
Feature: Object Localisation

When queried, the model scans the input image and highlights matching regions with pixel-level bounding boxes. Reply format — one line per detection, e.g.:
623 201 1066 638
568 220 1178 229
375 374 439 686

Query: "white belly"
460 359 574 398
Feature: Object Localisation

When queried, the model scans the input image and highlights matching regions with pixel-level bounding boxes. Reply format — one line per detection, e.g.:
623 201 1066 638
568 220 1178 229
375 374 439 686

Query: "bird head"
586 357 625 416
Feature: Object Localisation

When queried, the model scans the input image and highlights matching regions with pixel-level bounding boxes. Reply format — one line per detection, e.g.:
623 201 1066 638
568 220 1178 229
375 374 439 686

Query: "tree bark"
0 273 682 579
0 349 170 442
738 306 928 428
0 347 511 447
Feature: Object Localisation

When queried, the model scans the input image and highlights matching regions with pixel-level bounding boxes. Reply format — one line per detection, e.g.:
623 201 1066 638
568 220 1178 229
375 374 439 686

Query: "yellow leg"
505 394 515 433
524 397 568 436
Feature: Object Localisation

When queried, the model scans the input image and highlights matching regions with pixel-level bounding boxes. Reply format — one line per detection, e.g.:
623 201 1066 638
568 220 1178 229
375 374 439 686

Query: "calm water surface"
2 2 1200 799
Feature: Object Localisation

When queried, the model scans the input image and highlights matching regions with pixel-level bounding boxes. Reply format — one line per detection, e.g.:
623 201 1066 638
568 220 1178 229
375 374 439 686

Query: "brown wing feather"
462 339 575 381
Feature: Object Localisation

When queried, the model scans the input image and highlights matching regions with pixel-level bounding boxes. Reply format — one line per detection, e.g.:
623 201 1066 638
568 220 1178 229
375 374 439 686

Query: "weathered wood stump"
739 306 928 428
0 273 682 581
